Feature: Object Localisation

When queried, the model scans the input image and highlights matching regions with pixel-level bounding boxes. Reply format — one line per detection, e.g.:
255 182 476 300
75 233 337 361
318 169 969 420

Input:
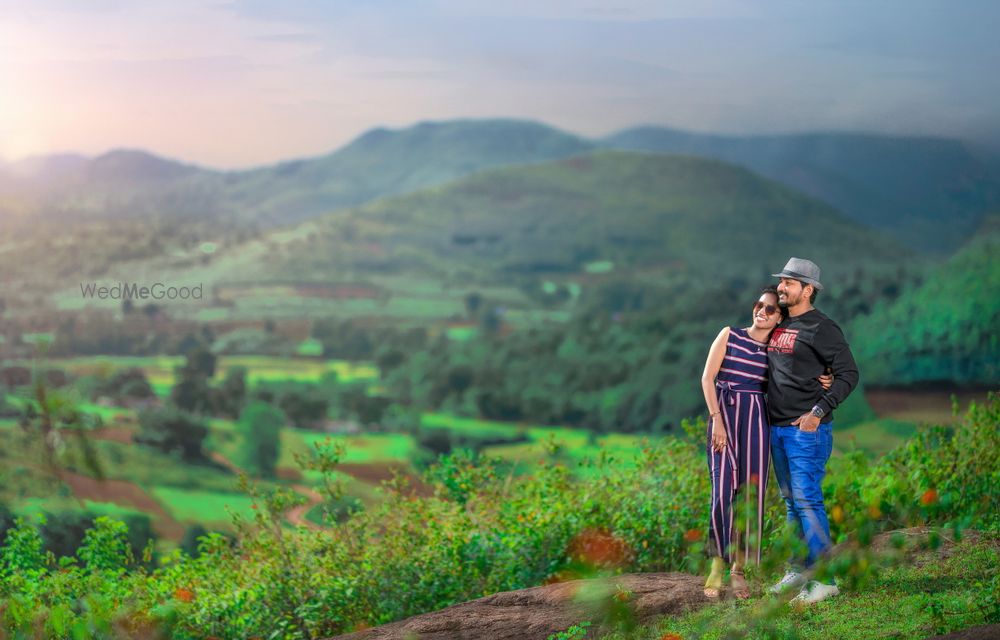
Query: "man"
765 257 859 604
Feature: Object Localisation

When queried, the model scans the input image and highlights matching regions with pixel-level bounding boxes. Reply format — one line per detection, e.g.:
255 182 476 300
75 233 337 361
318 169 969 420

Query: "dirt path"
285 484 325 529
207 450 326 529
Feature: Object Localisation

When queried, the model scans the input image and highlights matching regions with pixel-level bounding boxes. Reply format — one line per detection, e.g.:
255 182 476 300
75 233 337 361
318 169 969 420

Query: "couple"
700 257 859 604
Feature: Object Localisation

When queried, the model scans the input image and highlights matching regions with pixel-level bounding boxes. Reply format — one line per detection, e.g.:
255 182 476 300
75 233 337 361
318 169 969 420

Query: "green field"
1 355 378 397
13 497 148 523
834 418 919 456
148 486 257 525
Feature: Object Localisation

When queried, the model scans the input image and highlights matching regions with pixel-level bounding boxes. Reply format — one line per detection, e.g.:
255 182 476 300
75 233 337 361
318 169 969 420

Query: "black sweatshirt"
765 308 860 425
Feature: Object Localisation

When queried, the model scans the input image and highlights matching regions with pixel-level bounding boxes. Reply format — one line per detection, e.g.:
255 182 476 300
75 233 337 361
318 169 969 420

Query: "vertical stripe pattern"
707 327 771 564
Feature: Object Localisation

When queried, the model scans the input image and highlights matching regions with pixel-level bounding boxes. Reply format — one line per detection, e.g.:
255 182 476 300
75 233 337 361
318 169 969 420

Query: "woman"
700 286 831 599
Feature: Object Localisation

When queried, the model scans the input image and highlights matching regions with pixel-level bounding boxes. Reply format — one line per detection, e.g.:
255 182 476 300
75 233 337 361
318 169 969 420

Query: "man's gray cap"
772 257 824 291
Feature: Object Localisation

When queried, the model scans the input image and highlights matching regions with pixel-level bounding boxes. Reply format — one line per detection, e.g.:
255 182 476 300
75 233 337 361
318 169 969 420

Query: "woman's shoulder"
728 326 767 347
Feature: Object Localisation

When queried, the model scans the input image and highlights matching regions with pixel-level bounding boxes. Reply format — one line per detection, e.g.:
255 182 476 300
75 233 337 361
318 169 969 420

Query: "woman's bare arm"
701 327 730 416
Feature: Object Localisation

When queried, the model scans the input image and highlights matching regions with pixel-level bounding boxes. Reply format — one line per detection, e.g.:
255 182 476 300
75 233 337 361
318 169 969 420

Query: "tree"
0 503 14 544
277 388 328 429
170 371 213 414
237 401 284 478
182 345 217 379
464 291 482 317
135 407 208 461
214 366 248 419
181 524 209 559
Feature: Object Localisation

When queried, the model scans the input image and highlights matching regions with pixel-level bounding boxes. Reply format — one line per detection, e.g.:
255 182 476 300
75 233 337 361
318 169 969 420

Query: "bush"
0 393 996 639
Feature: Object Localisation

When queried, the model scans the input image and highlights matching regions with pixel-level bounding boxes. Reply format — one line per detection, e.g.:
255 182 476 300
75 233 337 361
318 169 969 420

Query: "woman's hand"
711 415 727 451
818 372 834 390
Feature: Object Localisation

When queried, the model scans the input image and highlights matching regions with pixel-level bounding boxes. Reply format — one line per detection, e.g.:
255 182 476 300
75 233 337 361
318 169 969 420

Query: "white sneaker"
769 571 807 595
790 581 840 604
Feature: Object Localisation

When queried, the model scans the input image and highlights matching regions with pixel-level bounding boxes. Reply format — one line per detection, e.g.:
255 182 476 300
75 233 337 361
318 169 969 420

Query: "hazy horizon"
5 117 1000 173
2 0 999 169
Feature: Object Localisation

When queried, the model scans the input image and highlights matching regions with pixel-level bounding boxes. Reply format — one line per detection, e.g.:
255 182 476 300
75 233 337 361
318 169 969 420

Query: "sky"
1 0 998 169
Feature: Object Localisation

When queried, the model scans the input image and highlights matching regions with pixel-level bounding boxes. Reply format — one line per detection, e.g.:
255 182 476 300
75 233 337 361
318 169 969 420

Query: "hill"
0 119 593 228
0 120 596 302
228 118 596 226
604 127 1000 254
5 120 997 255
258 149 912 285
851 215 1000 386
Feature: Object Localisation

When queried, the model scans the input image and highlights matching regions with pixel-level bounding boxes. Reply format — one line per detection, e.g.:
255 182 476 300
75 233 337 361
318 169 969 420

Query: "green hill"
0 120 595 298
227 119 595 226
604 127 1000 254
851 215 1000 385
0 119 593 228
6 120 997 255
260 149 912 284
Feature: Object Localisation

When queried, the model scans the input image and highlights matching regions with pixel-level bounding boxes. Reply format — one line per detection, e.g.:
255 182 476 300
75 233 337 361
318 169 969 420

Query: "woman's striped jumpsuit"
707 326 771 564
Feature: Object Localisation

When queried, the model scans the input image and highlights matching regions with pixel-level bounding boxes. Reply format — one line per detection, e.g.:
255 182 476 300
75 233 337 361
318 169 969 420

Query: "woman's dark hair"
760 285 789 320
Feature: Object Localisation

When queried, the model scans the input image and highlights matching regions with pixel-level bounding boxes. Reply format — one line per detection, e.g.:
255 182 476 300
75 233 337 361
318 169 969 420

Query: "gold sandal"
704 558 725 599
731 569 750 600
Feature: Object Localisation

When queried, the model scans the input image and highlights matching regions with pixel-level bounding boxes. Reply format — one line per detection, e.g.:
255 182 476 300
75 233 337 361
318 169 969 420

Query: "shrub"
0 393 996 639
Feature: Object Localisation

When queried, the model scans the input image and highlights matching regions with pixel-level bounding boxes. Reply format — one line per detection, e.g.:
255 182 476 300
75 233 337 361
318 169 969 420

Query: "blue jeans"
770 422 833 570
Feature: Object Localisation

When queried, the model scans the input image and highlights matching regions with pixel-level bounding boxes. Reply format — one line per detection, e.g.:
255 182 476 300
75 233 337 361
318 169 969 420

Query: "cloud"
0 0 997 166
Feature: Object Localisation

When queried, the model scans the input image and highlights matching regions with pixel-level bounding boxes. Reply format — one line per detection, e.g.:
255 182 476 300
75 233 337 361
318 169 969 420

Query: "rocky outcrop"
325 527 997 640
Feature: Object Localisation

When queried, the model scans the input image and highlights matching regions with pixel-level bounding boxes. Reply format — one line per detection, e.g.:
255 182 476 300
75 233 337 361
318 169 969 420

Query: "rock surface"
326 572 710 640
925 624 1000 640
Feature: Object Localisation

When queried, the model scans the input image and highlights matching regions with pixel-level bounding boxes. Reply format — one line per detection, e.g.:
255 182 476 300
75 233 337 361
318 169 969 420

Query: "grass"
421 412 661 479
421 412 526 438
77 440 242 494
445 326 479 341
149 486 258 525
1 355 379 398
834 418 919 457
13 497 147 522
75 401 133 422
205 422 397 505
295 430 417 464
594 536 1000 640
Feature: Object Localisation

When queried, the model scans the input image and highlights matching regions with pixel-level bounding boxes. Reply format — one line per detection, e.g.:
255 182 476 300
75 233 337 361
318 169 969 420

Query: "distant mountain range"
2 119 999 253
197 150 913 292
604 127 1000 253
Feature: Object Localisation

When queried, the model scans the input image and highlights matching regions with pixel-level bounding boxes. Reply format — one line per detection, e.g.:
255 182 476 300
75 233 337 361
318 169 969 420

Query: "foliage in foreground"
0 393 997 639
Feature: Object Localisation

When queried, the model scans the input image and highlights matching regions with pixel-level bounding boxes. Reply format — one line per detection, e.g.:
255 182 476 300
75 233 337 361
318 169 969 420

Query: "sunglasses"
753 301 779 316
